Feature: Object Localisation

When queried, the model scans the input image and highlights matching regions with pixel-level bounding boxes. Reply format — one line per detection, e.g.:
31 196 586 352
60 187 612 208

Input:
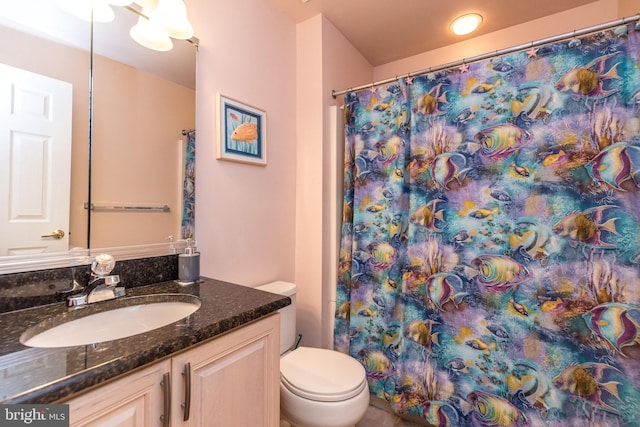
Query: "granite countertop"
0 277 290 404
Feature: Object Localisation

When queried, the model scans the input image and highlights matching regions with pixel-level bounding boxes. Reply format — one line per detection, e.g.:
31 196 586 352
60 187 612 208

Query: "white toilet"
256 281 370 427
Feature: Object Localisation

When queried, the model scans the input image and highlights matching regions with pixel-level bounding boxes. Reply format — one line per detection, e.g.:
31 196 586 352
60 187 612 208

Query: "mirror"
0 1 196 272
90 5 196 248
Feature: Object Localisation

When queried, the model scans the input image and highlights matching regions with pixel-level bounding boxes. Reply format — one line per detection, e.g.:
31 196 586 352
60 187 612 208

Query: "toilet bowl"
280 346 369 427
256 281 370 427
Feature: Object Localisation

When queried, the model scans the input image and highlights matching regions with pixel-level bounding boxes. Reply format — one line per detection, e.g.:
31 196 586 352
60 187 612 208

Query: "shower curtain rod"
331 14 640 99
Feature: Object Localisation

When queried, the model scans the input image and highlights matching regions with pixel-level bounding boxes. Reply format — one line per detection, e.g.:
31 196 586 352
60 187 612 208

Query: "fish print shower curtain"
335 22 640 427
181 130 196 239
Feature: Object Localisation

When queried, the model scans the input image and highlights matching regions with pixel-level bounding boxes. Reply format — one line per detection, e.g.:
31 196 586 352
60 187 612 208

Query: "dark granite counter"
0 277 289 404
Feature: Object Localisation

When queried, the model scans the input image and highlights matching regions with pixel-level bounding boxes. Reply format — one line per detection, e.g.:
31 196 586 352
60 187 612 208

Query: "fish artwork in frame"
216 93 267 165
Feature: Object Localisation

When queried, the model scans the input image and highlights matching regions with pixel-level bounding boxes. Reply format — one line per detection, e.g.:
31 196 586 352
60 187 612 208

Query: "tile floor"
280 398 427 427
356 398 426 427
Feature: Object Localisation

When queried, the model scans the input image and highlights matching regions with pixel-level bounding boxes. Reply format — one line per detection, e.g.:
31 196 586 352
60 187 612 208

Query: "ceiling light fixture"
150 0 194 39
58 0 193 52
130 13 173 51
129 0 194 51
450 13 483 36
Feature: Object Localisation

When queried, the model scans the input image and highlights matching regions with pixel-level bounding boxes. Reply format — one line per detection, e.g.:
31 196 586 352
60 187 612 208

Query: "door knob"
41 229 65 239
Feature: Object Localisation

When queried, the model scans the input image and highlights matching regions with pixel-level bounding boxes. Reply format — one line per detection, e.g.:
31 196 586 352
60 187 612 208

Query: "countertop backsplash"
0 255 179 313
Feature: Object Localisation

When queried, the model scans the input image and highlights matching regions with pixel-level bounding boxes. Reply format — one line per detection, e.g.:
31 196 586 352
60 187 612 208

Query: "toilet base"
280 380 369 427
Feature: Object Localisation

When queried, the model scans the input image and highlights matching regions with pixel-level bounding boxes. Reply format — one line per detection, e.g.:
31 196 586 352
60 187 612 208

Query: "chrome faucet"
68 254 126 307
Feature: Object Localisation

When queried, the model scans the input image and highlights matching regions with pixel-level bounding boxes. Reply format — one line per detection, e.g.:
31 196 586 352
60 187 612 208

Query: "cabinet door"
172 314 280 427
66 360 170 427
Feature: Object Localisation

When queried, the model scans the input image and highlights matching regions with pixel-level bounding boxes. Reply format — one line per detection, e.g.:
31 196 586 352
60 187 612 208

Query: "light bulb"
450 13 483 36
151 0 194 39
130 15 173 51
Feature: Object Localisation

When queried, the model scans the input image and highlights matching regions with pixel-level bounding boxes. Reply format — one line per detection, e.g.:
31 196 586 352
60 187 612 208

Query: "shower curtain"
181 130 196 239
335 23 640 426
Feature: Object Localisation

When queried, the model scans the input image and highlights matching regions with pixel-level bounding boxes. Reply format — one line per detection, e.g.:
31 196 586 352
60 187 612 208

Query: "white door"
0 63 73 256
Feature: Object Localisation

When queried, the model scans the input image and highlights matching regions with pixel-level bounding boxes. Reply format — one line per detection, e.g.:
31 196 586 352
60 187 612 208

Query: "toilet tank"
256 281 297 355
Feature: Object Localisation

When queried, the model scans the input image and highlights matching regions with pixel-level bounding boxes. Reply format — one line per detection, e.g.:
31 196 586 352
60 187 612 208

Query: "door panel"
0 63 72 255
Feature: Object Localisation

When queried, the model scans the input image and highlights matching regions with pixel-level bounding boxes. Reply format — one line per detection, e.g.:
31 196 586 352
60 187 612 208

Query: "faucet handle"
92 254 116 276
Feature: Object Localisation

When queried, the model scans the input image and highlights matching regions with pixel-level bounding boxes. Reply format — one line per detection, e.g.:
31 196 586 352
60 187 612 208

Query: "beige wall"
295 16 373 348
295 16 325 348
189 0 297 286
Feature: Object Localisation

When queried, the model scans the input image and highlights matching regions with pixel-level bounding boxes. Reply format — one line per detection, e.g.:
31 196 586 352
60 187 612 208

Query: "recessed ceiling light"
450 13 483 36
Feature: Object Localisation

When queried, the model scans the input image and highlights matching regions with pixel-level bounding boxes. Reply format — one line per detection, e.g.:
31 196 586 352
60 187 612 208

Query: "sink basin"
20 294 201 348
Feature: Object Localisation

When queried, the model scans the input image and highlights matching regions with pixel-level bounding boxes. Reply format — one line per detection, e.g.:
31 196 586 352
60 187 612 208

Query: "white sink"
21 294 201 348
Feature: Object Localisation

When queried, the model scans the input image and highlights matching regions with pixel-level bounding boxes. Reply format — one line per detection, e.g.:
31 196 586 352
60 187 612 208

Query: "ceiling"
268 0 599 66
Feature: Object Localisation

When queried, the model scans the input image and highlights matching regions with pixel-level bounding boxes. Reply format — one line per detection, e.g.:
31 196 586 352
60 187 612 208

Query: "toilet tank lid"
256 281 296 296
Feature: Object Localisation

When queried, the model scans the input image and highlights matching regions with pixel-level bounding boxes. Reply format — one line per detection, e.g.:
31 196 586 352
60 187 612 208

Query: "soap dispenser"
178 238 200 284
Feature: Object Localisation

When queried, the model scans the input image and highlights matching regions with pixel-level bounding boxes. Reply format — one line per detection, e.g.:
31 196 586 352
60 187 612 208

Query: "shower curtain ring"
568 30 582 48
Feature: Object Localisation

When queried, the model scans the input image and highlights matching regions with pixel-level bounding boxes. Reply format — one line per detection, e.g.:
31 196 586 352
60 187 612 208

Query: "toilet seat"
280 347 367 402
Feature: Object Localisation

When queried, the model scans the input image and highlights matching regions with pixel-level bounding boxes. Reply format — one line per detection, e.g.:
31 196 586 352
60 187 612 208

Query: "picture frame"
216 93 267 165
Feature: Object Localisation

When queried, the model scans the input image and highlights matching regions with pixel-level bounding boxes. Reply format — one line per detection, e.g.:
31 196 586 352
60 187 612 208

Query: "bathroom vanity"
0 277 289 426
65 314 280 426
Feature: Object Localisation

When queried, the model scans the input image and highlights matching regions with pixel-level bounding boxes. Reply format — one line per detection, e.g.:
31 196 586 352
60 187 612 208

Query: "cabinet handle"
160 372 171 427
182 362 192 421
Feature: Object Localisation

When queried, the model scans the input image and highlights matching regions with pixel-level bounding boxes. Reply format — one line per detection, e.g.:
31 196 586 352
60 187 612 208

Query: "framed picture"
216 93 267 165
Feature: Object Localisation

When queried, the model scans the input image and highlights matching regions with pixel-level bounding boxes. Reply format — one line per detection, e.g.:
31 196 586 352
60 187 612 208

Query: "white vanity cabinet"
65 314 280 427
65 359 170 426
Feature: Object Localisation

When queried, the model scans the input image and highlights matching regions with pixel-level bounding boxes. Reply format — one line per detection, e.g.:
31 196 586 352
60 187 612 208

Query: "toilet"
256 281 370 427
